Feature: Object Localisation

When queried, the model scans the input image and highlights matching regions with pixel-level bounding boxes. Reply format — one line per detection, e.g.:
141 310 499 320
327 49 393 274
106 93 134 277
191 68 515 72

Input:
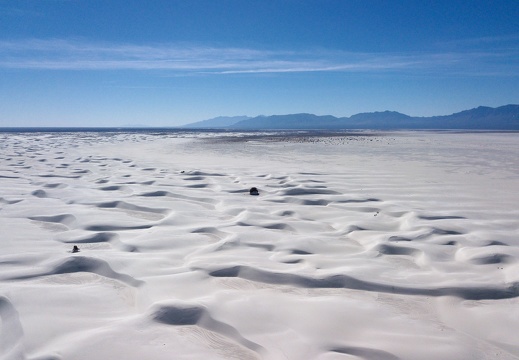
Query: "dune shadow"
96 200 169 214
0 197 22 205
468 253 514 265
61 232 118 244
9 256 143 287
29 214 76 227
331 346 400 360
207 265 519 300
84 224 153 231
31 189 48 198
153 304 203 325
0 296 25 358
281 188 340 196
151 303 264 353
418 215 466 221
376 244 420 256
268 198 330 206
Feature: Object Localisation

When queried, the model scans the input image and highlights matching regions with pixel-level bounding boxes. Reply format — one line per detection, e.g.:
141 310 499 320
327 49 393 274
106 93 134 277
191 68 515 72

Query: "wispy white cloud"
0 38 517 76
438 34 519 48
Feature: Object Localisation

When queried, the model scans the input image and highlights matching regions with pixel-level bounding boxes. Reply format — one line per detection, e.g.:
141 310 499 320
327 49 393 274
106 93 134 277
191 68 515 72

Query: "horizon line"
1 103 517 129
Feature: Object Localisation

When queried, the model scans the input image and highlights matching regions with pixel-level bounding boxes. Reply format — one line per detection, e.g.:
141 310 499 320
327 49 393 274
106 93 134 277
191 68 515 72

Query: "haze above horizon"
1 0 518 127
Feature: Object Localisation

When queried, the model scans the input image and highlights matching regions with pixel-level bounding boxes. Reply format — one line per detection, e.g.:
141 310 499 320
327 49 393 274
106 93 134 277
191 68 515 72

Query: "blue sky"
1 0 518 127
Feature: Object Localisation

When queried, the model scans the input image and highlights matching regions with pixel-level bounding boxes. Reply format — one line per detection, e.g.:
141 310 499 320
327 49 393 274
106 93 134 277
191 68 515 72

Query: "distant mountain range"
184 116 250 128
182 105 519 130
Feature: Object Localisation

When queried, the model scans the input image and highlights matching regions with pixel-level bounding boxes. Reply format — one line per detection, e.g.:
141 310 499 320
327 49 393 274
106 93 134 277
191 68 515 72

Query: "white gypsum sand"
1 130 518 360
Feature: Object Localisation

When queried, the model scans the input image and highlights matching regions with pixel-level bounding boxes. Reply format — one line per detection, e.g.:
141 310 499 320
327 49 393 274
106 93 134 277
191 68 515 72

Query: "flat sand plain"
1 130 518 360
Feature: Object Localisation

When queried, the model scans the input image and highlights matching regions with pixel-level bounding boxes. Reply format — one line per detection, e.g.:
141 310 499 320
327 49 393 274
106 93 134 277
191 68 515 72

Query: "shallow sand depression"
1 130 519 360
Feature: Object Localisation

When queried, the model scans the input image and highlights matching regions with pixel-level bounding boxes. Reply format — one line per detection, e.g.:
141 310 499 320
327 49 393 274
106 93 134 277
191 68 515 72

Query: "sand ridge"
1 131 519 359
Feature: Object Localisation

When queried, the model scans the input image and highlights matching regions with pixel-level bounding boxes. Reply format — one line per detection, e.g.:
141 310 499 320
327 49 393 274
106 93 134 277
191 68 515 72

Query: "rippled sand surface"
1 130 518 360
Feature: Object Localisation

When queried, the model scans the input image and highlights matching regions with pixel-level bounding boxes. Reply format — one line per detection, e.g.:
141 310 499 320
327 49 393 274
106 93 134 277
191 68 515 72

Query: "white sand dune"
1 130 519 360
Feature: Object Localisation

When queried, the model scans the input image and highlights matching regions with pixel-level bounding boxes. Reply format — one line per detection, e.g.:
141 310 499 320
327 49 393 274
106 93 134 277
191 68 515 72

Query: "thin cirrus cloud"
0 38 516 76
